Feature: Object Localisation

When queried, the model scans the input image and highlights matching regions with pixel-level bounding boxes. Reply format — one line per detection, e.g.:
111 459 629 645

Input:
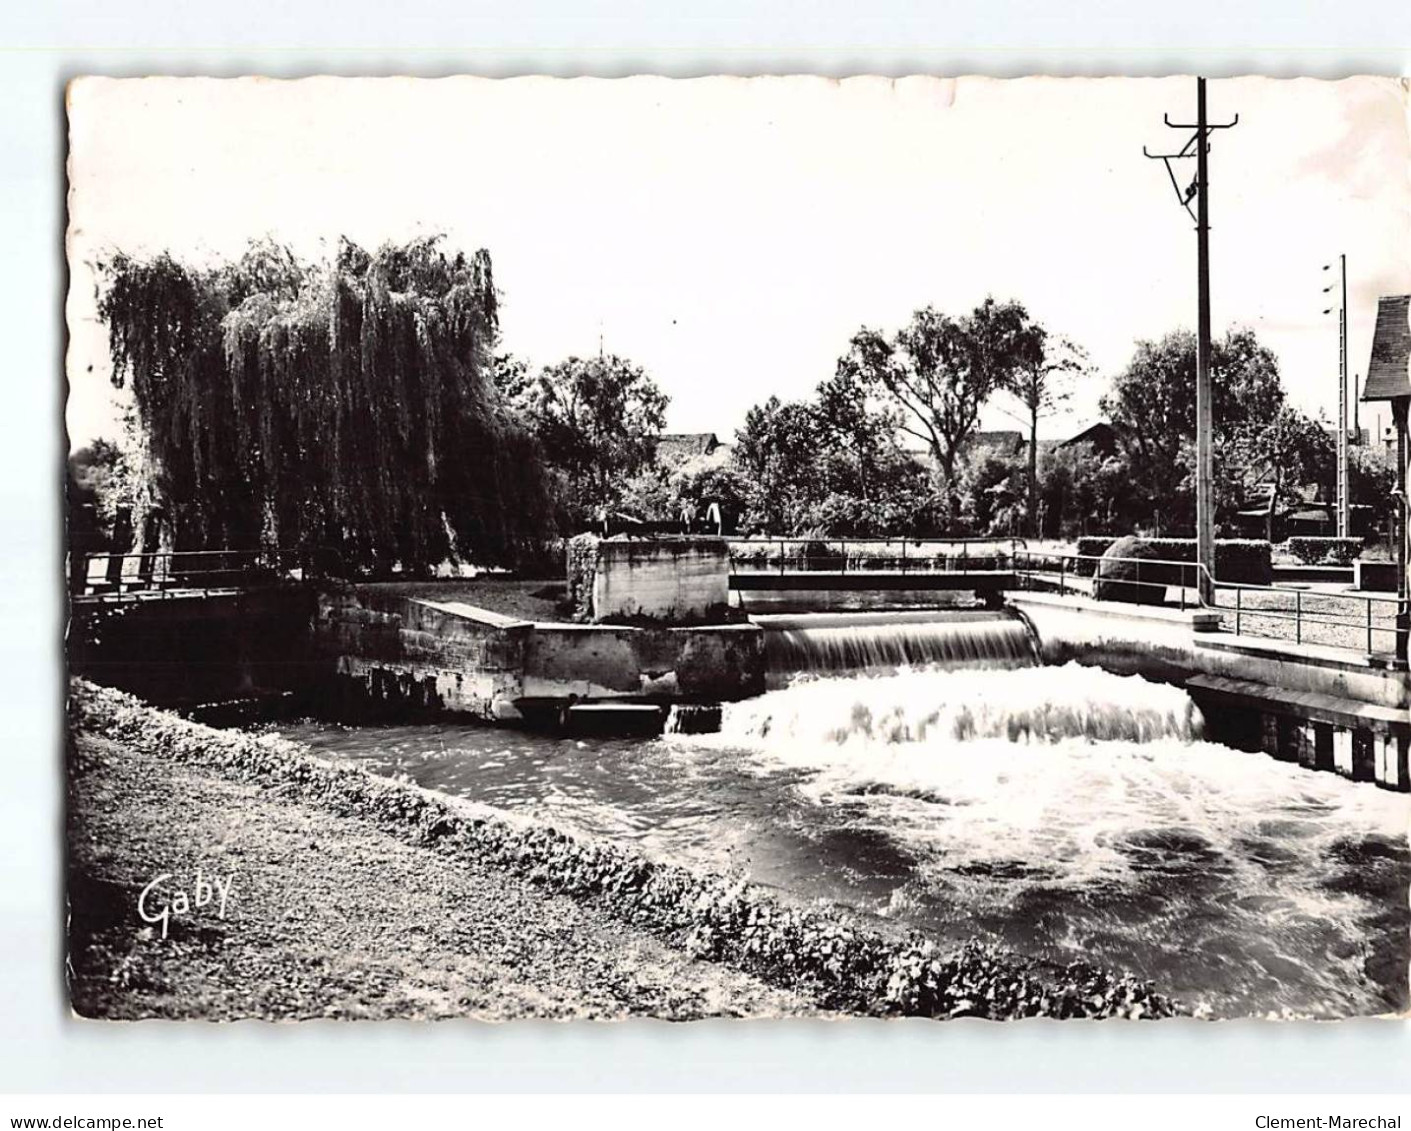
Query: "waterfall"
718 662 1203 749
757 610 1037 680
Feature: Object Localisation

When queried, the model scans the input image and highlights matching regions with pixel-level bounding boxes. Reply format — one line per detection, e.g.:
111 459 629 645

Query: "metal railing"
727 536 1028 576
1210 579 1401 656
1011 549 1403 658
69 548 320 601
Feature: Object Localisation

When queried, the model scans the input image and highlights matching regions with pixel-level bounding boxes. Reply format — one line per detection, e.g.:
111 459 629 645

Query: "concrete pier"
1010 590 1410 791
313 585 765 725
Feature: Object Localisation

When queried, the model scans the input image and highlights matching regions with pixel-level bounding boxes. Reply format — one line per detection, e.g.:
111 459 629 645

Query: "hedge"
1074 537 1118 576
1285 537 1362 567
1094 536 1271 603
1078 533 1269 581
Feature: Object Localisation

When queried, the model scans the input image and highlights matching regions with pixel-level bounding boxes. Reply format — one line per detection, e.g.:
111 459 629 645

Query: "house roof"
1058 420 1125 450
964 430 1025 459
1363 294 1411 401
656 432 721 463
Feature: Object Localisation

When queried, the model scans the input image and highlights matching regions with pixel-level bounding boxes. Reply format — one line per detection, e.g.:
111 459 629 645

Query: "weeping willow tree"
97 236 554 574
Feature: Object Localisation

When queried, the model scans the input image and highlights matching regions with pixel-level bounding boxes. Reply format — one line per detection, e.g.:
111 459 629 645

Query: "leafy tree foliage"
1214 406 1333 537
1035 442 1144 538
733 396 829 533
521 353 669 529
839 299 1046 505
97 236 553 574
1007 333 1087 536
1101 327 1285 534
619 456 752 533
731 377 933 536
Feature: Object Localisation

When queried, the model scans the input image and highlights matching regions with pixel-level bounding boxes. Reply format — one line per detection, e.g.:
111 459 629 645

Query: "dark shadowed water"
273 662 1410 1018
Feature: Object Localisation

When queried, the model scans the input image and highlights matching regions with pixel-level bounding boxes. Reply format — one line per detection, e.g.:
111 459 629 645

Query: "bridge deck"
729 570 1015 591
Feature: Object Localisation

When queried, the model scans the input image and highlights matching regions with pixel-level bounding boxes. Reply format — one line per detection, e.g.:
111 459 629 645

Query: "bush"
1093 537 1184 604
1285 537 1362 567
1094 536 1271 603
1074 536 1117 576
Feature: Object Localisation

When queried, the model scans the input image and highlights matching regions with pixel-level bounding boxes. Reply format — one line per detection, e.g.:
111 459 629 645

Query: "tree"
97 236 553 574
812 368 897 504
838 298 1045 519
525 354 668 528
1037 442 1141 538
1101 327 1284 534
733 395 827 533
490 352 534 411
730 374 934 537
620 456 753 533
958 453 1023 536
1006 333 1087 537
1351 444 1397 542
1217 406 1332 539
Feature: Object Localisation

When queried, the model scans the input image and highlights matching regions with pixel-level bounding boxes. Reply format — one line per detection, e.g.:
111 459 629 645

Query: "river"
273 660 1410 1019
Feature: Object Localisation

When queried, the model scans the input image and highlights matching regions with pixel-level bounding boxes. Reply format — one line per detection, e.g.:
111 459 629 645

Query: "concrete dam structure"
69 534 1409 791
312 584 764 727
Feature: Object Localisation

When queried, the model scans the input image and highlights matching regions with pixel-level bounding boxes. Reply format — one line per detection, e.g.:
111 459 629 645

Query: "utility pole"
1146 77 1239 604
1341 254 1350 536
1324 254 1350 537
1194 80 1216 602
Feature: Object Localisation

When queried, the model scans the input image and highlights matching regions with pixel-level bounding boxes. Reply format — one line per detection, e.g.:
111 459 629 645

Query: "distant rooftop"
1057 420 1126 454
964 430 1025 458
656 432 724 464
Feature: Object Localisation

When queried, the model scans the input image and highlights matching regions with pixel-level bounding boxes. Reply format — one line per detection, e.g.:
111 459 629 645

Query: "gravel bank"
67 680 1177 1021
67 728 810 1021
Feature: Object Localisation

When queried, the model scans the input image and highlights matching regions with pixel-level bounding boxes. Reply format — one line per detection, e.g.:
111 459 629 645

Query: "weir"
715 662 1202 749
754 610 1037 681
66 541 1410 789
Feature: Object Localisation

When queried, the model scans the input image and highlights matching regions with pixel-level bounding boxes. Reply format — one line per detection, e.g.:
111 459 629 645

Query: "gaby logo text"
137 870 236 939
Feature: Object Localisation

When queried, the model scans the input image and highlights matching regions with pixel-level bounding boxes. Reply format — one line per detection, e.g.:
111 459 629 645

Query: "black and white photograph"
63 74 1411 1025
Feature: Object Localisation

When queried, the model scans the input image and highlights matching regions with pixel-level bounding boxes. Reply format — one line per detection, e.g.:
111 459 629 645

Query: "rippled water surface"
274 662 1410 1018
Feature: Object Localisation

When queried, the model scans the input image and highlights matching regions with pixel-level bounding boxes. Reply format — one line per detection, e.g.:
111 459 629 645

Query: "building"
655 432 725 467
1056 421 1126 459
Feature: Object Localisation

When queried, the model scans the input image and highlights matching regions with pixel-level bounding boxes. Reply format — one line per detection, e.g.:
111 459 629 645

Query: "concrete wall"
313 588 530 720
1009 591 1221 685
1010 589 1410 791
315 585 765 723
1009 590 1411 709
519 622 765 702
1354 560 1398 592
592 536 730 622
521 625 643 699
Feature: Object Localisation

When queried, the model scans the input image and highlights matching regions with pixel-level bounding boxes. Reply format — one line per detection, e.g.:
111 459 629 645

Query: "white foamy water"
722 662 1201 747
276 662 1410 1018
700 664 1410 1016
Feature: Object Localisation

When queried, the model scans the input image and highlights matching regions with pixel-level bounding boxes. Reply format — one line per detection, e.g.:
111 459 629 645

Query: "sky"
65 74 1411 450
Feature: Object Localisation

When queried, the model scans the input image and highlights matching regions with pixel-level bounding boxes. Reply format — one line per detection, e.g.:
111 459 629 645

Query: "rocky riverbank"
66 679 1178 1021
